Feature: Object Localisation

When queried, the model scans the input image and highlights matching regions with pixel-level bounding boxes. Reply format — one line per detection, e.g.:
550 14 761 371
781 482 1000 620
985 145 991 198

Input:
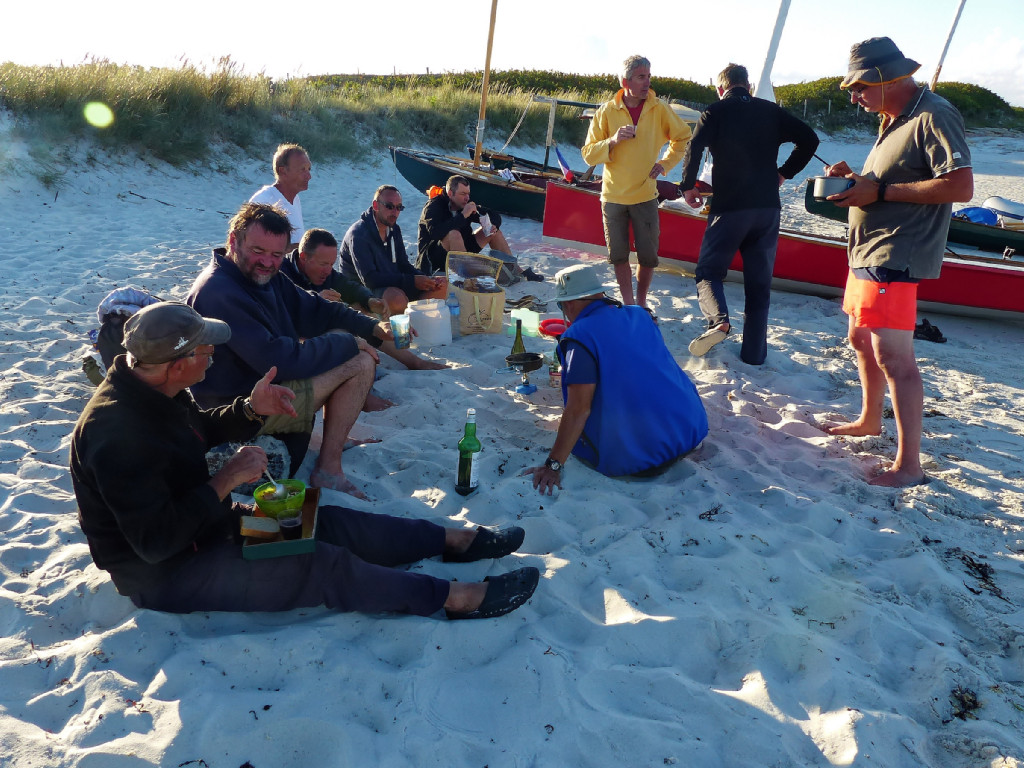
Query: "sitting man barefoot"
340 185 447 317
283 228 447 371
70 301 539 620
188 203 396 499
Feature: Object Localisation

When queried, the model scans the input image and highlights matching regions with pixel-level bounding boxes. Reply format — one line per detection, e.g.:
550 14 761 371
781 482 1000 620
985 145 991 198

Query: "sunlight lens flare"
83 102 115 129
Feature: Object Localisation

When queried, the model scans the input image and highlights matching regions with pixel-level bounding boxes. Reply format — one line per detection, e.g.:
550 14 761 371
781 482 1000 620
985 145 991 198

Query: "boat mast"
474 0 499 169
930 0 967 91
753 0 791 104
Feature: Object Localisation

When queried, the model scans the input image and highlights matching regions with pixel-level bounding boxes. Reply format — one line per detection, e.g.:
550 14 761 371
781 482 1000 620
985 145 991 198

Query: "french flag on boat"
554 145 575 183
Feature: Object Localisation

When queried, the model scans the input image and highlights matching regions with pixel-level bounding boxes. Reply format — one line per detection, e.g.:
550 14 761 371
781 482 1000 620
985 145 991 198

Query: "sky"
7 0 1024 107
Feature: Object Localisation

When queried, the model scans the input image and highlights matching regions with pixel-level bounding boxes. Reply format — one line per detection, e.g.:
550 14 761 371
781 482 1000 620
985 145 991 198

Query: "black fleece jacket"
679 87 819 214
69 356 260 596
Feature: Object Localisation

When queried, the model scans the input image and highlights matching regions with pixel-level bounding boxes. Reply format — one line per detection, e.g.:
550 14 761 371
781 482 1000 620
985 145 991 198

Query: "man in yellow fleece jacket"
582 55 692 313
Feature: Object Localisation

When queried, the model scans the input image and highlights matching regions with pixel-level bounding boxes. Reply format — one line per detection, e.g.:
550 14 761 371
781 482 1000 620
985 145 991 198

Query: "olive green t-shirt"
848 86 971 279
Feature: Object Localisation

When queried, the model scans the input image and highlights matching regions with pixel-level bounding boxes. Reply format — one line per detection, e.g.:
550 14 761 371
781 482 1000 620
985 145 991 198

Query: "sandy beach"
1 123 1023 767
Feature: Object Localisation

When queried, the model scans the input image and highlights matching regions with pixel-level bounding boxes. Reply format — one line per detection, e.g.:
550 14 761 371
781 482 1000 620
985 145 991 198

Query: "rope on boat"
497 96 534 154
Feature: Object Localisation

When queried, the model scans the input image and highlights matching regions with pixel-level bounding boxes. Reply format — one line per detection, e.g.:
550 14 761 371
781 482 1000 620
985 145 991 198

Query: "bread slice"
240 515 280 539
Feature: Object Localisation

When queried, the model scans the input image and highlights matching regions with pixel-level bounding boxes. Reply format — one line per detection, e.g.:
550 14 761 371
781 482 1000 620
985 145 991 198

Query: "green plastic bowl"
253 479 306 519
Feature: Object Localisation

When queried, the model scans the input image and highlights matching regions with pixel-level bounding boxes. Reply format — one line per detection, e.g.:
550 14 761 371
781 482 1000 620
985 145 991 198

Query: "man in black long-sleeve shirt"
679 63 819 365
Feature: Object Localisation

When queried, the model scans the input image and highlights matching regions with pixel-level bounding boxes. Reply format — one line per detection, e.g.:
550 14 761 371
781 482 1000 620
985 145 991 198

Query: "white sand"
1 124 1023 767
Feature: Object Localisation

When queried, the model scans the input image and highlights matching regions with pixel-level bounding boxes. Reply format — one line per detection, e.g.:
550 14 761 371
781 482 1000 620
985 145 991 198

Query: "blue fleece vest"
558 302 708 476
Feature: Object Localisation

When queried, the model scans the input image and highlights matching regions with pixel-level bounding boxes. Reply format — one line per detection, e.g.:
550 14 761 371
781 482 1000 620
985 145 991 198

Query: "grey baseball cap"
554 264 608 302
123 301 231 364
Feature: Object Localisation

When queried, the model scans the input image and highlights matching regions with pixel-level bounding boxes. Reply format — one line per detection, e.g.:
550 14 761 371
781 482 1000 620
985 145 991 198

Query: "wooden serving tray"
242 487 320 560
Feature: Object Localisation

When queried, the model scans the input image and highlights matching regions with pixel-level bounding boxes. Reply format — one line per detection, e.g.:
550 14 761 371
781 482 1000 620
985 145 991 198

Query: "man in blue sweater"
283 228 447 370
188 203 390 499
341 185 446 316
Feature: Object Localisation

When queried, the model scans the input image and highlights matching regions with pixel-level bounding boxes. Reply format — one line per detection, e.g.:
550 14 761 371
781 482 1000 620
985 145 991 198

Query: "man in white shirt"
249 144 311 247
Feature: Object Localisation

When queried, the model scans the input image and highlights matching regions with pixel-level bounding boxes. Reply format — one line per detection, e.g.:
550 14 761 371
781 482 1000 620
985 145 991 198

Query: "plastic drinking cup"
279 513 303 540
391 313 412 349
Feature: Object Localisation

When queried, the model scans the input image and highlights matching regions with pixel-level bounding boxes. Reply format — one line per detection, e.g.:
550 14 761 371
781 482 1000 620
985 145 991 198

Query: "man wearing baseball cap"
69 301 538 620
523 264 708 494
822 37 973 487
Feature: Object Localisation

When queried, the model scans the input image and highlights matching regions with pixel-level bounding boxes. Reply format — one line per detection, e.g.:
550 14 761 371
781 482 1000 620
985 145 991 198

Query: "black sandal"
914 318 946 343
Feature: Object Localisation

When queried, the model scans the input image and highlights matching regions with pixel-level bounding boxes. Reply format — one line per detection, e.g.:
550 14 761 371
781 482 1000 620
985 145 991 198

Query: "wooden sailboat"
389 0 595 221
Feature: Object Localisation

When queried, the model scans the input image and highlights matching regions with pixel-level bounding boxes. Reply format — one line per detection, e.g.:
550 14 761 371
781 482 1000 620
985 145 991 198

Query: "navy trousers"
694 208 780 365
131 506 450 617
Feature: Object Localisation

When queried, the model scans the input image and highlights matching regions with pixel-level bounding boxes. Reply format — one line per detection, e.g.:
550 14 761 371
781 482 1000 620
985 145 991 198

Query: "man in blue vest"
524 264 709 493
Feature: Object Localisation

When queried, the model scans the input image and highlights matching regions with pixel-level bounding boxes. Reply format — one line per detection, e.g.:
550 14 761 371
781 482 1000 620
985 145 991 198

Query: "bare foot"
363 392 395 412
408 358 450 371
344 436 382 451
868 468 927 488
310 468 368 500
826 420 882 437
443 581 488 613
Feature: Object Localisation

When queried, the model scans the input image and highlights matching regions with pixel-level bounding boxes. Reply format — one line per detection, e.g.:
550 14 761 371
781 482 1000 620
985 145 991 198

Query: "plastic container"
445 292 461 339
254 479 307 519
539 318 568 338
507 308 540 336
406 299 453 346
812 176 853 201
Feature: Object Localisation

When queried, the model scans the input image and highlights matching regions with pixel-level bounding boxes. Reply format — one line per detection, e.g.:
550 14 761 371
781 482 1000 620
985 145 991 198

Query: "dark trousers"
131 506 450 617
694 208 780 365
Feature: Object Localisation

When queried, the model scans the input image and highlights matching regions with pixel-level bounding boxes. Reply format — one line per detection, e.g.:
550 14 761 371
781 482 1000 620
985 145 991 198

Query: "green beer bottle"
455 408 481 496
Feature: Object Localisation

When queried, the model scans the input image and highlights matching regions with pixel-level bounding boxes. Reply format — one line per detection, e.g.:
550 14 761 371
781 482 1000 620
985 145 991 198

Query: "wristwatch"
544 457 563 472
242 397 265 424
877 181 888 202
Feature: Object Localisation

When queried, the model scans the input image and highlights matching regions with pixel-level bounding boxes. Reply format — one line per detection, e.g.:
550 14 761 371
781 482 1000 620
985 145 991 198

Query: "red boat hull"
542 182 1024 320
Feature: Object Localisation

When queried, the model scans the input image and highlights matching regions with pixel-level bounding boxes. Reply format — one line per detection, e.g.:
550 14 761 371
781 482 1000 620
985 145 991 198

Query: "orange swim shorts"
841 270 918 331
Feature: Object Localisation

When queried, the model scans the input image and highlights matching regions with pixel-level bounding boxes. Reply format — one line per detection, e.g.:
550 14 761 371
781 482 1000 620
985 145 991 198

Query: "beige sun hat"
553 264 609 302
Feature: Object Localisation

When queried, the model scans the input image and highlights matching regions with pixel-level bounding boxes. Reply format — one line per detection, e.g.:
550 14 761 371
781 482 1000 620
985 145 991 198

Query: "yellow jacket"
581 89 692 205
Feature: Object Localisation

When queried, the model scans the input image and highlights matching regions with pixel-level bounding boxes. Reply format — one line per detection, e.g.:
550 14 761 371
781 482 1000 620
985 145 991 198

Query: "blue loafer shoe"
446 566 540 620
443 525 526 563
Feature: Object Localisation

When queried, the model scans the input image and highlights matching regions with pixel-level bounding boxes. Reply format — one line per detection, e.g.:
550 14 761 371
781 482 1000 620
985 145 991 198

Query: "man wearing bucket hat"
523 264 708 493
70 301 538 620
823 37 973 487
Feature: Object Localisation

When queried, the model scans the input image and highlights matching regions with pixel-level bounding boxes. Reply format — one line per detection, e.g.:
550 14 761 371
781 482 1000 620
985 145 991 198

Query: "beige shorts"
601 198 660 267
257 377 317 435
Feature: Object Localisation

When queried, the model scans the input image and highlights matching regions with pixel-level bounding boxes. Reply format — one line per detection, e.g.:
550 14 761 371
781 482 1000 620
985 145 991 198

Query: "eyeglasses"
176 347 214 361
848 83 873 97
381 202 405 211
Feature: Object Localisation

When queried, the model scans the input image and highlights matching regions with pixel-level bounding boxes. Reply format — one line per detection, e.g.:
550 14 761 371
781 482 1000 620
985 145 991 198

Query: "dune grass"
0 60 596 184
1 59 1020 188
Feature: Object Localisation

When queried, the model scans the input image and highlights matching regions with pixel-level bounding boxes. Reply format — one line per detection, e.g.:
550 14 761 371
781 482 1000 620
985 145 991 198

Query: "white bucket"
406 300 452 346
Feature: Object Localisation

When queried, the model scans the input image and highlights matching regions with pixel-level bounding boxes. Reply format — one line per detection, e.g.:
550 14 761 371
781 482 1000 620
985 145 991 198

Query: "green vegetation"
775 76 1024 132
309 69 716 106
0 60 1020 187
